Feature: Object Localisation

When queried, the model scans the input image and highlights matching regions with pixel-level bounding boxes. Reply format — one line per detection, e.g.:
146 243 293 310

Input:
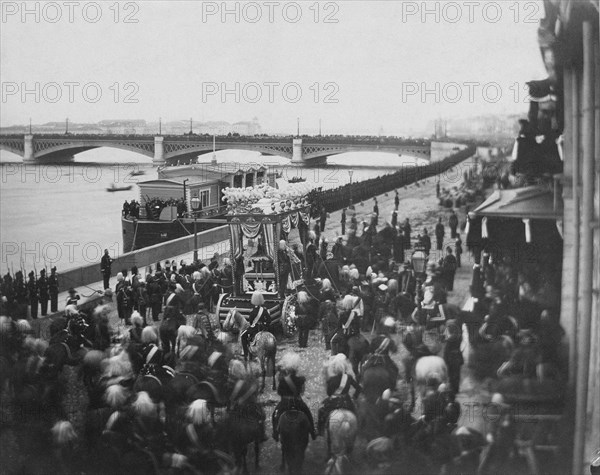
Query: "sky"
1 0 548 136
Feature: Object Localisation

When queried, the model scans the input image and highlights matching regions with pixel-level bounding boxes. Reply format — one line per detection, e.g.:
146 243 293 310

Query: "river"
0 148 426 273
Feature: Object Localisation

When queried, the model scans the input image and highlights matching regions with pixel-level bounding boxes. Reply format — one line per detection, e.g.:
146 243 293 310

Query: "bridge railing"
0 132 433 147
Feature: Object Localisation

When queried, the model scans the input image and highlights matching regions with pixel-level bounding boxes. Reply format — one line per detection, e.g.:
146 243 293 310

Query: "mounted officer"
241 291 271 358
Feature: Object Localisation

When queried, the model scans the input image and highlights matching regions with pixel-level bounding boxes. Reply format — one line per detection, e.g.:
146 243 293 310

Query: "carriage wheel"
214 293 229 328
281 294 298 338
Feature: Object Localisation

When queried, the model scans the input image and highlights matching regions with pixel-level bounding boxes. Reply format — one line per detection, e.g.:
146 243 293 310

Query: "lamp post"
348 170 354 205
182 178 189 204
191 196 202 262
411 248 427 302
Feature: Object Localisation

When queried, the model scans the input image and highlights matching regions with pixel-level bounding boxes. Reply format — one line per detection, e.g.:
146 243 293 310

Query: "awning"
471 186 562 220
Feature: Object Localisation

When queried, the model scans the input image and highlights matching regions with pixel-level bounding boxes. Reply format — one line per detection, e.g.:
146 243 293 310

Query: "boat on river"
107 183 133 192
121 163 278 251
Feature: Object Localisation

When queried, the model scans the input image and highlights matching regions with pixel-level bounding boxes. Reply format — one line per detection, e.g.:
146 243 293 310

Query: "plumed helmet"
64 305 79 318
382 316 396 328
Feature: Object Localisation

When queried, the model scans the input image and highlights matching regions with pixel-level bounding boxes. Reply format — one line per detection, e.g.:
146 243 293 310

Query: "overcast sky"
1 0 547 135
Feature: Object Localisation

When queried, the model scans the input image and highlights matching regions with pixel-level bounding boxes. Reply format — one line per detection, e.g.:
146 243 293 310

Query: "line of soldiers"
109 255 232 326
122 200 141 219
0 267 59 320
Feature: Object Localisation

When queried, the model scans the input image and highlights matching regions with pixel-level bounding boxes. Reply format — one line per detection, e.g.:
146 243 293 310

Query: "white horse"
414 355 448 396
325 409 358 475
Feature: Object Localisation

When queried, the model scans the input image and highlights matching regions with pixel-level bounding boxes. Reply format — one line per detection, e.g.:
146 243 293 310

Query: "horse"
414 355 448 405
361 364 395 405
192 312 233 346
278 410 311 475
44 330 89 378
325 409 358 473
216 396 265 475
223 309 277 391
330 331 370 376
160 306 187 356
133 364 176 404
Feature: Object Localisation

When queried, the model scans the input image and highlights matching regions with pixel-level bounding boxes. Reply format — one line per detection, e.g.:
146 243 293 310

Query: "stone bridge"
0 134 431 166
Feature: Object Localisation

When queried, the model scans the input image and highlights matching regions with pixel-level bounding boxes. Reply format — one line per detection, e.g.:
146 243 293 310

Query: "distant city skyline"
0 111 522 142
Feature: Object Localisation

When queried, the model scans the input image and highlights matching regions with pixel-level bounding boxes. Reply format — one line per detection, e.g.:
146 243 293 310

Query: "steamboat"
121 163 279 251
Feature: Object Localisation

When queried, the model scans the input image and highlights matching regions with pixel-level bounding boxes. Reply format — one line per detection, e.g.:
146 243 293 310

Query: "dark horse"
361 365 395 405
216 400 264 475
160 306 187 356
278 410 311 475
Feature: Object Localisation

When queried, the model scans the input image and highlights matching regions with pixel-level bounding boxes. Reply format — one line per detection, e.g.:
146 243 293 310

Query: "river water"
0 149 426 272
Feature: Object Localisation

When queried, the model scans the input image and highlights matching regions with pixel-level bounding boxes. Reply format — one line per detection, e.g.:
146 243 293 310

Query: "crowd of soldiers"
100 250 231 327
122 200 141 219
297 193 463 296
0 267 60 320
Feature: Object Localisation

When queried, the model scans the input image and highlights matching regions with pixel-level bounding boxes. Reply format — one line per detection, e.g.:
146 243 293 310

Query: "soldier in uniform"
66 287 81 307
435 217 445 252
49 267 59 313
403 218 412 248
13 271 28 319
38 268 49 316
271 352 316 441
361 317 400 389
1 273 14 317
277 240 291 298
100 249 113 291
27 271 38 319
305 231 318 281
449 211 459 239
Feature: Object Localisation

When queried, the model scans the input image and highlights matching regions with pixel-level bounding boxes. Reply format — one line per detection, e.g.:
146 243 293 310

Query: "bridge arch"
33 140 154 160
301 144 431 161
162 141 293 161
0 143 24 156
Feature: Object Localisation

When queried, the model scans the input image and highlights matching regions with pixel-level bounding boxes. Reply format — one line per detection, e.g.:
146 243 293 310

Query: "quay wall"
430 141 469 162
57 225 229 292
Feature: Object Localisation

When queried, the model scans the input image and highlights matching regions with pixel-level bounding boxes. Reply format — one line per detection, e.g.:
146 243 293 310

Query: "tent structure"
466 185 563 260
470 186 562 220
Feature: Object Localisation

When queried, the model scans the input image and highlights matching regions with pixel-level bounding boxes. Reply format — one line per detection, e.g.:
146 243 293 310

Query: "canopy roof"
471 186 562 220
